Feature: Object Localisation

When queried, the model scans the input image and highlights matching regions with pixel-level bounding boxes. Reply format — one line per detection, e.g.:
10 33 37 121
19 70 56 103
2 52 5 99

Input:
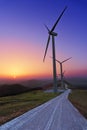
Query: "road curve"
0 89 87 130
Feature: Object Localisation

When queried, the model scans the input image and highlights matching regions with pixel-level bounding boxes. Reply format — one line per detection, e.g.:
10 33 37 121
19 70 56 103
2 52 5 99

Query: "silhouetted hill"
0 79 54 97
1 78 86 97
20 79 53 88
67 77 87 89
0 84 30 97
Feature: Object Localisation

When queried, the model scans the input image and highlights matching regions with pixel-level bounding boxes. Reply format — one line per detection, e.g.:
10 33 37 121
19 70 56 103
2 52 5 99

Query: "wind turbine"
56 57 72 89
43 6 67 93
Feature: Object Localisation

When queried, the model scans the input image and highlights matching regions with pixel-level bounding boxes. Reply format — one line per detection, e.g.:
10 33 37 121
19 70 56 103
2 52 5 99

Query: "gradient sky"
0 0 87 79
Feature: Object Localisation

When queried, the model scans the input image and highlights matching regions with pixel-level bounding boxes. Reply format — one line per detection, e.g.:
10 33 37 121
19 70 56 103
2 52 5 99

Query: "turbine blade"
50 56 61 64
62 57 72 63
43 35 50 62
51 6 67 32
55 59 61 64
44 24 50 32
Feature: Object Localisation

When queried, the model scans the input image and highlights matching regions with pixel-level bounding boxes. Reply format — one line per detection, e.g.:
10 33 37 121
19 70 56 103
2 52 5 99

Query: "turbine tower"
56 57 72 89
43 6 67 93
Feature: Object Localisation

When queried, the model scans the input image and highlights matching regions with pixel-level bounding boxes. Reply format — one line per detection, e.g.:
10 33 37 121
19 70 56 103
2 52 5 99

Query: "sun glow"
10 69 19 79
1 38 86 80
0 55 53 80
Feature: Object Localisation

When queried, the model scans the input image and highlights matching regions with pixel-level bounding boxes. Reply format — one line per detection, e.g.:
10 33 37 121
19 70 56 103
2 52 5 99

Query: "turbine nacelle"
49 31 57 36
44 25 57 36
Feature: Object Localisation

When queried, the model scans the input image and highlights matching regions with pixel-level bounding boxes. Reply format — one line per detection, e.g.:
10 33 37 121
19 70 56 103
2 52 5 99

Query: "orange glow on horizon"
0 38 87 80
0 67 87 80
0 38 52 79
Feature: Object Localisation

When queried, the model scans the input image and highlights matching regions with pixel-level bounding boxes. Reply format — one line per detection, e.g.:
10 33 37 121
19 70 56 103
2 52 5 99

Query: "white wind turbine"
56 57 72 89
43 6 67 93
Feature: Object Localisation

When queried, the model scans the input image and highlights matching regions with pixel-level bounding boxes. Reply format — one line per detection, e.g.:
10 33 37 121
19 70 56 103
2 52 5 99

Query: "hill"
0 84 29 97
0 79 53 97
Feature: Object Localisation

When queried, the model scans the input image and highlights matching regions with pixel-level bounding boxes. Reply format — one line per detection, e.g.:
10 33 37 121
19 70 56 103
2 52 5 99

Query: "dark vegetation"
0 80 71 97
0 84 42 97
0 78 87 97
0 79 55 97
0 84 28 97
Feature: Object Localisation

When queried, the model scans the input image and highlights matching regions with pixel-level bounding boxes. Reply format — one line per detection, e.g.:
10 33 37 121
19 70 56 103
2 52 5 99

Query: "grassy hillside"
69 89 87 119
0 90 59 125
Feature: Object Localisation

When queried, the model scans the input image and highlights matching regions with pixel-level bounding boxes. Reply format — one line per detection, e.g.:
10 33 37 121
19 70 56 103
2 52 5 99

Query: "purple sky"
0 0 87 79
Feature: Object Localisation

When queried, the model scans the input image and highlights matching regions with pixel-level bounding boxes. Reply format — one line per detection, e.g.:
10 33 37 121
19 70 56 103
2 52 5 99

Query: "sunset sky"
0 0 87 80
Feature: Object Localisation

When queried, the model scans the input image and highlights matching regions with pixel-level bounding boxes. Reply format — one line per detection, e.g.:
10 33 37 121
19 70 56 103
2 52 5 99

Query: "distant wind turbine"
56 57 72 89
43 6 67 93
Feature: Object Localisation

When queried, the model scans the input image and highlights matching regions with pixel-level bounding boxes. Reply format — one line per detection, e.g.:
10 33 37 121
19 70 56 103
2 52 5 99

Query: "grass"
69 89 87 119
0 90 59 125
